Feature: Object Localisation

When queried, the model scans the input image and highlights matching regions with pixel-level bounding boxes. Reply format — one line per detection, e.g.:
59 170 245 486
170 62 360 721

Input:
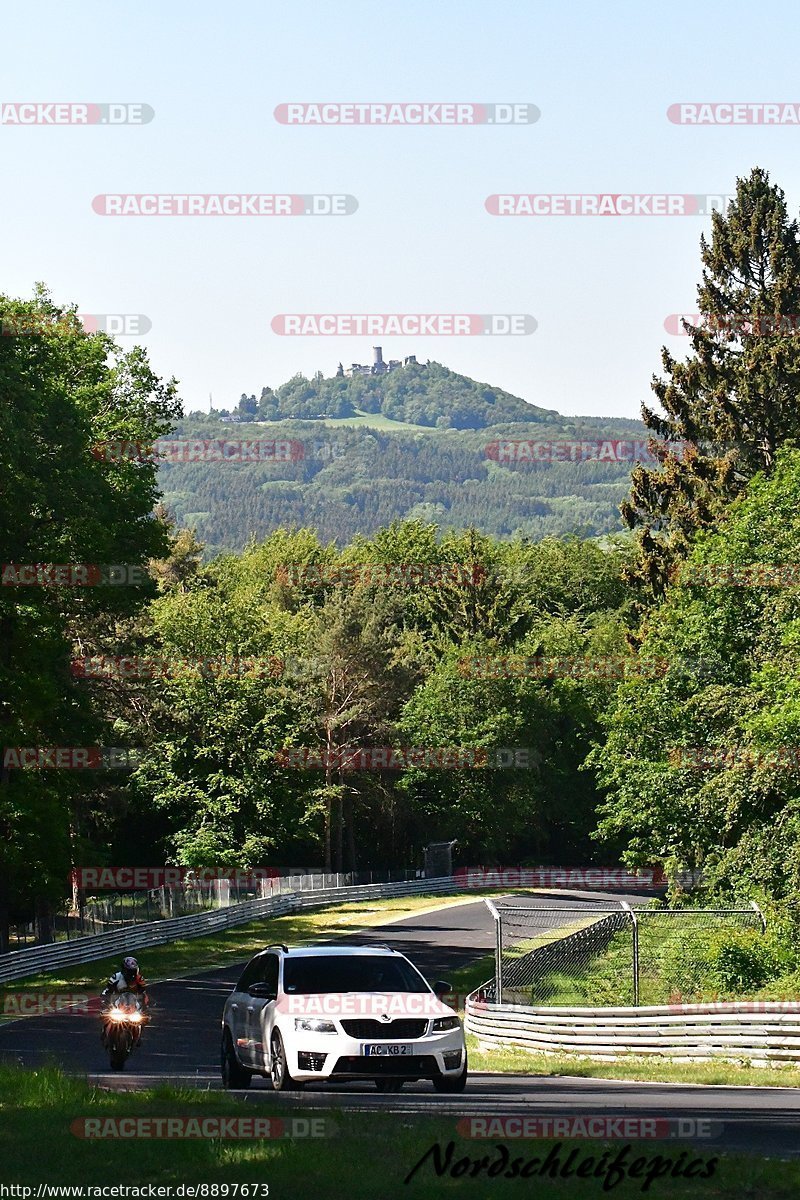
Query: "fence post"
620 901 639 1006
484 898 502 1003
751 899 767 934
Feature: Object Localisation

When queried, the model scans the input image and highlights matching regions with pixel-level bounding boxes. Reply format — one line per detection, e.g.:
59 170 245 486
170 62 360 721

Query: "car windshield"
283 954 430 994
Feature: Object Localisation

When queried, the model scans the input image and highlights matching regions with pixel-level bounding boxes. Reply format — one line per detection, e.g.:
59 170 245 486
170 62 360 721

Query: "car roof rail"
266 943 289 953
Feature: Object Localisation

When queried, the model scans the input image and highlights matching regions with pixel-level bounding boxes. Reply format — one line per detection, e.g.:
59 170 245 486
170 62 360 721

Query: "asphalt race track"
0 890 627 1077
3 891 800 1158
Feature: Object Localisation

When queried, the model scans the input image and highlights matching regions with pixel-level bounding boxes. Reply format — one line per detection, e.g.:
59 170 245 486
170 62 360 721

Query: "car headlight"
431 1015 461 1032
294 1017 337 1033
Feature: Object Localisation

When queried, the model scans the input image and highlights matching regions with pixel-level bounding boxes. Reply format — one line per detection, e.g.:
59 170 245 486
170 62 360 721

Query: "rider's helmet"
121 956 139 984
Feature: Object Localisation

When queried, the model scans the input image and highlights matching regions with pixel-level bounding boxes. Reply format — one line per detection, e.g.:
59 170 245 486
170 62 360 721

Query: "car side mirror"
248 982 277 1000
432 980 452 997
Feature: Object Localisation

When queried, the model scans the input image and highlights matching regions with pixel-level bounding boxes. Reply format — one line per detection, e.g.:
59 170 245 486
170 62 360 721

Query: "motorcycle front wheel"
107 1028 130 1071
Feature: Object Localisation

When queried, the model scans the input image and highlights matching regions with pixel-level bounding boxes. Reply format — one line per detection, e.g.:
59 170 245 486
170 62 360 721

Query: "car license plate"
363 1043 412 1057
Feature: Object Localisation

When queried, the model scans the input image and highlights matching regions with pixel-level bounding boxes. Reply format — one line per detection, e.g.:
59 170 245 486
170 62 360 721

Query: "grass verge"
1 1065 798 1195
467 1039 800 1090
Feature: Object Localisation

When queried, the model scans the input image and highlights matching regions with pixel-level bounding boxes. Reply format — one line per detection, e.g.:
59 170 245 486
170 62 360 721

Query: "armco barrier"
465 994 800 1064
0 876 457 984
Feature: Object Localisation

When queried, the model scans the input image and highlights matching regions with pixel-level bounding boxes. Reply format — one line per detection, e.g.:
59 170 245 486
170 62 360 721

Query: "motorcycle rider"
102 956 150 1008
100 956 150 1059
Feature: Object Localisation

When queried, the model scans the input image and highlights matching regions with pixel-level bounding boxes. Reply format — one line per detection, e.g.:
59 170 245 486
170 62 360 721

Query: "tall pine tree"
623 168 800 594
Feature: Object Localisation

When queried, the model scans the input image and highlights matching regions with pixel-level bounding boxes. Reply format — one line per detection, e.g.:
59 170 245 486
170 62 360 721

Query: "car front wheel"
221 1029 252 1090
270 1031 303 1091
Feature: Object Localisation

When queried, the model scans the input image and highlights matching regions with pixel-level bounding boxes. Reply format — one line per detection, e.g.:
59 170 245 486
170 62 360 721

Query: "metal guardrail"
465 994 800 1063
0 876 458 984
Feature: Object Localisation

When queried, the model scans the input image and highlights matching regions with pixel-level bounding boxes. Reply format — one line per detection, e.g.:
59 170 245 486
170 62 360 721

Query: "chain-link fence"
485 899 765 1006
633 907 766 1005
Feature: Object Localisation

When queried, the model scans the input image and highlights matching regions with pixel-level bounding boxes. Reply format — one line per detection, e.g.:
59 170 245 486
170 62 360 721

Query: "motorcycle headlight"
109 1007 142 1022
294 1017 336 1033
431 1016 461 1032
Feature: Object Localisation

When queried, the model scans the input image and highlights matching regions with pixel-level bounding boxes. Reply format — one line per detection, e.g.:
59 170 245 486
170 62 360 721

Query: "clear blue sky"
3 0 800 419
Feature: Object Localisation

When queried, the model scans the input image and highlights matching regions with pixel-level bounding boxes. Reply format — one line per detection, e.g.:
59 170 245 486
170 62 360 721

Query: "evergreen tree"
623 168 800 595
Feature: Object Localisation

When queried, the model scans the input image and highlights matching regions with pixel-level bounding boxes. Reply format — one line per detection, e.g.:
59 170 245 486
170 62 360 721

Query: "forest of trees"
160 417 649 553
6 169 800 995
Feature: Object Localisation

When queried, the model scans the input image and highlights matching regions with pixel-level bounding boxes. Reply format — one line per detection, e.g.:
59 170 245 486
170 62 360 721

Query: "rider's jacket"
103 970 148 998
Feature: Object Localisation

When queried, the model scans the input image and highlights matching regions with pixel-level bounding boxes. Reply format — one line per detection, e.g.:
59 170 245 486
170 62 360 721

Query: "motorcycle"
100 992 149 1070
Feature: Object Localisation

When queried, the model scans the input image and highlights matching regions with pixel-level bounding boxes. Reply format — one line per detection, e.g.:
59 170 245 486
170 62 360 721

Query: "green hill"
230 359 560 429
160 361 650 553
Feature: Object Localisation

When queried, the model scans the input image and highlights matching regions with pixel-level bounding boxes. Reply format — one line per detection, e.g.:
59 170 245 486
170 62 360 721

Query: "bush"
707 930 782 993
579 922 787 1005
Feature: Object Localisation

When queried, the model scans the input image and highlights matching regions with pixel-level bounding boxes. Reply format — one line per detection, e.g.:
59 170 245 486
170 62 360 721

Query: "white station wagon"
220 943 467 1092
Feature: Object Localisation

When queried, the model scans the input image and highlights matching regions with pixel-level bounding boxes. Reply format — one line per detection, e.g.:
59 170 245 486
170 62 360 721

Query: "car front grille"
340 1019 428 1040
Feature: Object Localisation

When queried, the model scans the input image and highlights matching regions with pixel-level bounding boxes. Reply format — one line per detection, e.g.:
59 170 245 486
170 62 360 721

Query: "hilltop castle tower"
344 346 421 377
